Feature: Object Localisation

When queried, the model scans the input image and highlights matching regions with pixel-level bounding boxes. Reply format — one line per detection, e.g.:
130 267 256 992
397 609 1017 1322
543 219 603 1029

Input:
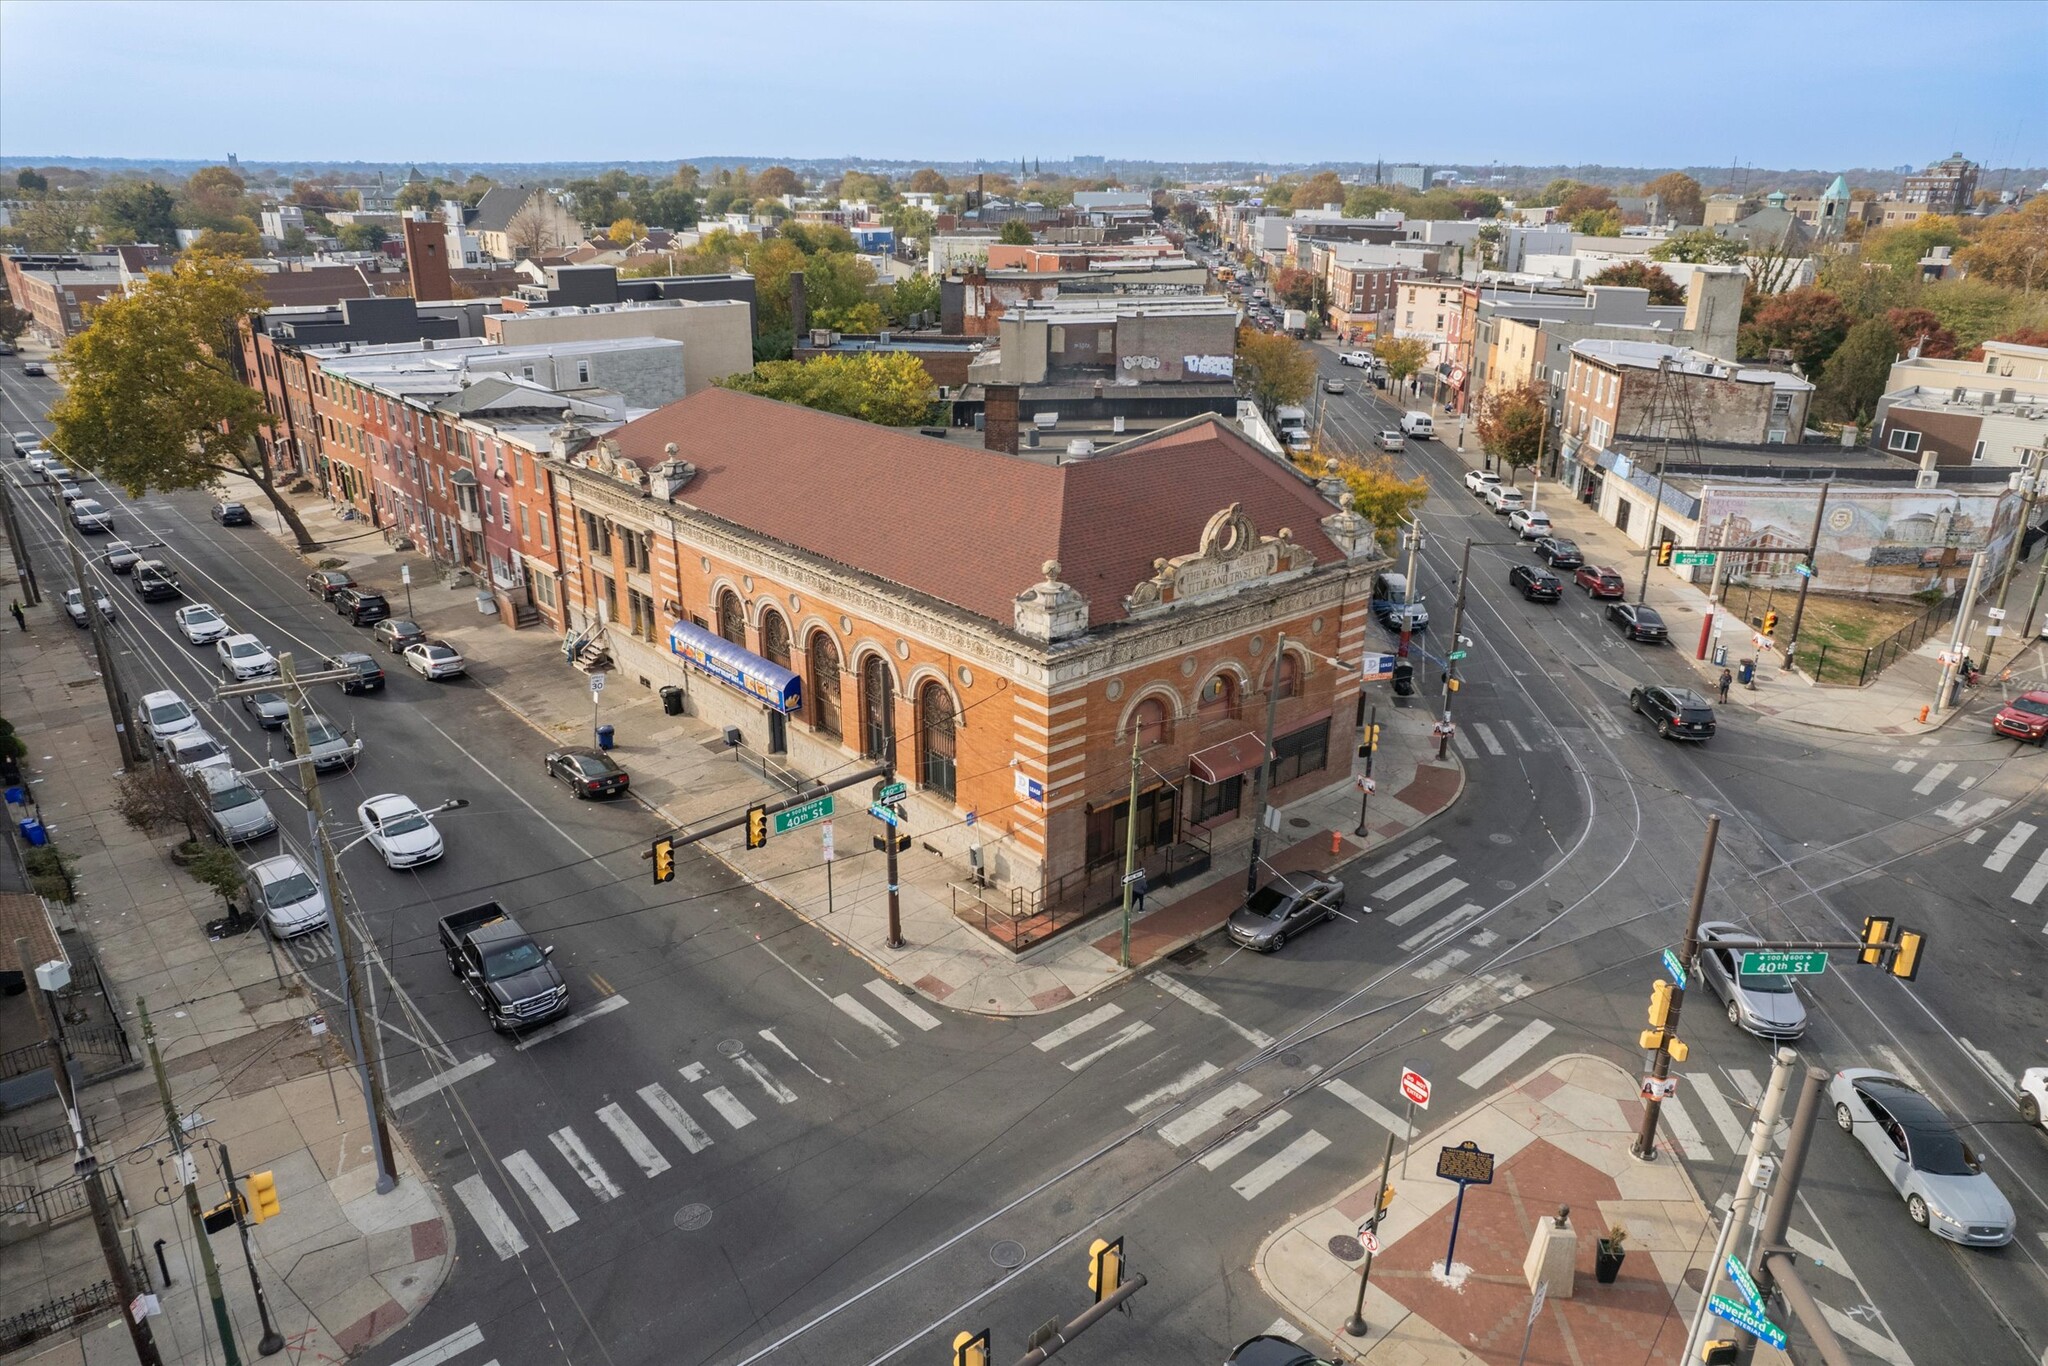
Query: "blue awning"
667 620 802 715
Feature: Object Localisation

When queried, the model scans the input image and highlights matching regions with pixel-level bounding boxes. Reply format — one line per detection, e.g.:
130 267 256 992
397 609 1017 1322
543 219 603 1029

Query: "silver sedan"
1830 1068 2014 1246
1693 921 1807 1039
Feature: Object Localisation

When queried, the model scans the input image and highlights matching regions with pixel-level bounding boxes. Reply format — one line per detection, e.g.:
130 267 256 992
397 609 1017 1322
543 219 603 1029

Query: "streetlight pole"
1983 450 2048 671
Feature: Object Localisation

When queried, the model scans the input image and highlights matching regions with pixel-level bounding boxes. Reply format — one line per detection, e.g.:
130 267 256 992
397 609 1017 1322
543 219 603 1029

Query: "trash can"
1391 660 1417 696
3 785 26 807
18 816 47 846
595 724 615 752
1738 659 1756 686
659 684 684 717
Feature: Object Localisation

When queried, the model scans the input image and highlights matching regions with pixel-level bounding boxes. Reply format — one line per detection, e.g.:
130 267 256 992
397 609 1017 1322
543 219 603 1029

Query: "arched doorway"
760 611 791 671
808 631 841 738
919 681 956 799
860 654 894 761
717 589 747 648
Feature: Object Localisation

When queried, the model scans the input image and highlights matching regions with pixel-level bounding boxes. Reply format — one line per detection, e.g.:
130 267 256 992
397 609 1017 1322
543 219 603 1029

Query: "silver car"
295 712 358 772
202 770 277 843
245 855 330 939
1693 921 1807 1039
1830 1068 2014 1246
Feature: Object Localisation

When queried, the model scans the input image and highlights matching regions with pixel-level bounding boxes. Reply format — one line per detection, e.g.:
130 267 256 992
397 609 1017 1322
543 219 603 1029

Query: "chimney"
402 215 452 302
984 383 1021 454
789 270 807 338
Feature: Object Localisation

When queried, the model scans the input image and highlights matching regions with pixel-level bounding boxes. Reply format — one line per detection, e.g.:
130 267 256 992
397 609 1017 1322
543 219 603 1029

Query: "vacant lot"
1734 590 1948 684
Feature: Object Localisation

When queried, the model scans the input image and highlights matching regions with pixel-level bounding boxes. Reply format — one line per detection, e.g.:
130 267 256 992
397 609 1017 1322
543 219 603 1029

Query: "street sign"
1725 1254 1766 1314
1708 1294 1786 1350
774 794 835 834
1673 550 1717 566
1014 772 1044 802
1662 947 1688 988
1988 607 2007 621
1400 1067 1432 1108
589 672 606 693
1358 1228 1380 1255
1528 1281 1547 1325
1794 563 1814 578
1447 649 1468 661
1740 949 1828 976
868 803 901 827
875 780 908 805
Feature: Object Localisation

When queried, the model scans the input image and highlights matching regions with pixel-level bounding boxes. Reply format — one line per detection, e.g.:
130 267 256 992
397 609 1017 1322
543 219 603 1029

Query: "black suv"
335 587 390 625
1508 565 1562 602
1630 684 1716 740
326 651 386 694
132 559 182 602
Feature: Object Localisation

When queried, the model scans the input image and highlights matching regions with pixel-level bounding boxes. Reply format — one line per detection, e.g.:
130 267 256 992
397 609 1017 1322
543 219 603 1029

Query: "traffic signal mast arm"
641 762 892 858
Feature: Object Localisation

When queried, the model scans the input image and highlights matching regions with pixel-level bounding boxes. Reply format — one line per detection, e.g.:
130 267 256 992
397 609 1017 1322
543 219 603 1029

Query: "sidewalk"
227 473 1466 1017
0 589 452 1366
1254 1053 1791 1366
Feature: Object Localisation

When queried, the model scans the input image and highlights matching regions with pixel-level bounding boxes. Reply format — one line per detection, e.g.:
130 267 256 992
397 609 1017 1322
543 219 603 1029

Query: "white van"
1400 411 1435 439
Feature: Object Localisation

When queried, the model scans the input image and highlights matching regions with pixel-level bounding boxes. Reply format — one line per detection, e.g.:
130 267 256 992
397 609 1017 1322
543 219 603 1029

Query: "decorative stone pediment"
1015 560 1090 643
1123 503 1316 619
1320 490 1381 560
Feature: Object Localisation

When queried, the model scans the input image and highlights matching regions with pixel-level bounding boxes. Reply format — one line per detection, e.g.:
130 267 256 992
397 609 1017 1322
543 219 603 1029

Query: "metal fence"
1 1171 95 1226
1786 594 1962 687
0 1115 95 1164
0 1253 151 1354
0 1023 131 1083
963 837 1213 954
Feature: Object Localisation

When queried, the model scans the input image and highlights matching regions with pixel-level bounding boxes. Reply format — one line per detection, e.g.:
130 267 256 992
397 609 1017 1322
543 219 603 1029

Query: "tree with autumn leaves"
718 351 936 427
1476 382 1550 484
1235 327 1317 417
1587 261 1684 305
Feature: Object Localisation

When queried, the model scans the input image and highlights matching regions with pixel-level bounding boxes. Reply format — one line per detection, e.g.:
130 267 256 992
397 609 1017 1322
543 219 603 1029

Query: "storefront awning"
1188 732 1266 785
667 620 802 715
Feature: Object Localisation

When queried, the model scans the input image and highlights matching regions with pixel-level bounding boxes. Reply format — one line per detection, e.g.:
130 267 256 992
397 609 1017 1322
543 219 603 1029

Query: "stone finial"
665 441 680 458
1043 559 1062 582
1556 1205 1570 1228
1015 561 1088 643
1321 492 1380 561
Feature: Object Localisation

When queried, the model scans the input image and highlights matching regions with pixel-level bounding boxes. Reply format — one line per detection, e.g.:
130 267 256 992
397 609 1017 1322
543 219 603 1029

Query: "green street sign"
774 795 835 834
1674 550 1717 566
1447 650 1468 661
1740 950 1828 976
874 780 908 805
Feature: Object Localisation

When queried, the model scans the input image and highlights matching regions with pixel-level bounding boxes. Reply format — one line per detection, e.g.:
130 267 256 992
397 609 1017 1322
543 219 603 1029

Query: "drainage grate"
1489 833 1515 845
674 1203 714 1231
989 1239 1026 1269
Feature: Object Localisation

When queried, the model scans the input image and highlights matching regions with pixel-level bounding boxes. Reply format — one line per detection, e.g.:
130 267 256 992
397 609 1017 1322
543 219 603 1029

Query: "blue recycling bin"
595 724 615 752
4 785 26 807
18 816 47 846
1738 659 1756 686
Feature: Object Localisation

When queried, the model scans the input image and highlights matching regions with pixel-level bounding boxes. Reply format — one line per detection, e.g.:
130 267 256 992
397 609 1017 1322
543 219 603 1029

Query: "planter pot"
1594 1244 1625 1284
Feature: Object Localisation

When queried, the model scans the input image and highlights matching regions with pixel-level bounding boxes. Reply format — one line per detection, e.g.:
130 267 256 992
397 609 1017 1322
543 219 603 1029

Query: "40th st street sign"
1673 550 1716 566
1740 950 1828 976
773 795 834 835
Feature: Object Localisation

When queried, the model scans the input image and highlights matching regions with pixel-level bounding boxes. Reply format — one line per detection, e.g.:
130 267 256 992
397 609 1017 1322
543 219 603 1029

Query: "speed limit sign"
589 671 606 694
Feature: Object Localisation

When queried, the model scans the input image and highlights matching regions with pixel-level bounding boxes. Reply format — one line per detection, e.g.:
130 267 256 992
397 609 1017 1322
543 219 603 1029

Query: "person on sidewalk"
1717 668 1732 703
9 600 24 631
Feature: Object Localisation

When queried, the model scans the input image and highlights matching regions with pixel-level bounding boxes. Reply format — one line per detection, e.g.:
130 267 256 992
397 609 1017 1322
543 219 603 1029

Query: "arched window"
1133 697 1171 748
919 682 957 799
808 631 842 737
760 610 791 671
717 590 747 648
1198 672 1238 719
1275 651 1301 701
860 654 895 761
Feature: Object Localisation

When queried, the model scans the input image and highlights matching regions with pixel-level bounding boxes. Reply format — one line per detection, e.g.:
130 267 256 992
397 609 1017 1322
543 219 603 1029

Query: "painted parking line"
1985 822 2036 872
1034 1003 1123 1052
1151 973 1277 1048
503 1150 578 1232
389 1054 495 1109
639 1083 713 1154
1386 878 1469 927
454 1176 528 1260
1198 1110 1292 1170
862 978 942 1031
1127 1062 1222 1114
1233 1130 1331 1200
831 992 903 1048
549 1127 620 1201
1064 1020 1156 1072
1160 1082 1262 1146
1469 723 1507 756
1458 1021 1555 1088
1324 1078 1415 1138
597 1102 672 1176
1376 854 1457 900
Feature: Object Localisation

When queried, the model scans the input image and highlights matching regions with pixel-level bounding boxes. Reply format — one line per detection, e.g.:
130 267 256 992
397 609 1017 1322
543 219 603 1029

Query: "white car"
62 587 116 627
1484 484 1527 515
404 640 466 680
246 855 330 939
1464 469 1501 496
1339 351 1372 367
216 633 278 680
138 689 200 747
2019 1067 2048 1128
1508 509 1553 540
175 604 232 644
356 794 445 869
164 728 234 778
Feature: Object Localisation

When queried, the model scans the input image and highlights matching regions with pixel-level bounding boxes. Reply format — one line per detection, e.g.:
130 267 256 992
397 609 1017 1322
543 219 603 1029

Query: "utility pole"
1245 632 1288 895
1118 728 1141 968
1633 815 1718 1161
278 652 397 1193
0 470 41 604
1684 1046 1796 1361
1399 519 1423 660
140 1000 242 1366
1438 539 1474 760
1783 481 1832 668
1934 550 1987 714
67 540 145 768
20 942 162 1366
883 737 905 950
1736 1066 1855 1366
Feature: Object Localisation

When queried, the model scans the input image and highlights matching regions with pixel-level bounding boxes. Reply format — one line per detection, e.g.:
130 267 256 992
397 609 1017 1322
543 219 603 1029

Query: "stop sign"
1399 1067 1431 1108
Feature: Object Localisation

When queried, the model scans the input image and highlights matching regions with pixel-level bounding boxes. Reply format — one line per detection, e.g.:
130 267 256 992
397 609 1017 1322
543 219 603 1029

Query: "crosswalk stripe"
1985 822 2037 872
1398 902 1485 952
503 1150 578 1232
1127 1061 1222 1113
550 1127 620 1201
1065 1020 1156 1071
386 1323 484 1366
1425 979 1490 1017
730 1052 798 1104
1451 728 1479 760
1360 836 1441 879
1386 878 1469 927
832 992 902 1048
454 1175 528 1259
1958 1037 2017 1091
1819 1304 1912 1366
1689 1075 1747 1152
1233 1130 1331 1199
1964 827 1986 844
1443 1014 1502 1050
1891 759 1916 774
1470 723 1507 756
1034 1003 1123 1051
1412 949 1469 982
1936 796 2009 826
1264 1318 1301 1341
1199 1110 1291 1170
1458 1021 1554 1088
598 1102 672 1175
1160 1082 1261 1146
704 1086 757 1129
1377 854 1458 900
1660 1097 1712 1160
862 979 942 1030
2014 846 2048 904
390 1054 495 1109
1727 1068 1762 1107
1874 1046 1923 1090
638 1084 712 1154
1151 973 1277 1048
1502 720 1534 752
1912 761 1957 795
1325 1078 1414 1137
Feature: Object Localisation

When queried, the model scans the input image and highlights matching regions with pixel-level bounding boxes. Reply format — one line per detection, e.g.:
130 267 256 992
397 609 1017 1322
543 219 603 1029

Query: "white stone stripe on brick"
550 1127 620 1201
1458 1021 1554 1088
1160 1082 1261 1146
2015 846 2048 904
832 992 902 1048
1324 1078 1414 1138
1451 728 1479 760
1470 723 1507 756
503 1150 578 1232
598 1102 672 1176
1912 761 1957 795
1064 1021 1155 1072
1360 837 1441 879
1377 854 1458 900
861 978 943 1030
1151 973 1277 1048
1126 1061 1222 1114
1386 879 1469 927
454 1176 528 1260
731 1052 798 1104
1689 1075 1747 1152
703 1086 757 1130
1398 903 1485 952
639 1083 712 1154
1199 1110 1291 1170
1986 822 2037 872
1233 1130 1331 1199
387 1324 485 1366
1659 1097 1712 1160
1034 1003 1123 1051
1412 949 1469 982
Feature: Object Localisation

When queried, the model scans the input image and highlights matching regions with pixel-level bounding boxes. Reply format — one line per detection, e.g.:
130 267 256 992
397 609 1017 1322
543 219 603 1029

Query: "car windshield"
212 783 259 811
248 691 283 710
149 701 190 724
570 754 612 776
378 809 430 836
1735 970 1794 994
2009 697 2048 717
483 941 547 980
230 642 263 658
1244 886 1291 918
262 872 318 908
305 721 339 746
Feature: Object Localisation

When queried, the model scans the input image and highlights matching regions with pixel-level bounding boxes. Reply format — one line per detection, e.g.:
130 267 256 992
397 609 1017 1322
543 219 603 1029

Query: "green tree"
1741 286 1850 374
883 203 935 249
96 180 179 245
1272 266 1319 311
4 193 94 251
336 223 389 251
178 165 251 231
280 227 309 255
997 219 1034 246
1532 179 1589 207
1587 261 1684 304
719 351 936 425
1376 336 1429 389
1341 186 1396 219
887 273 942 325
1858 216 1967 274
1813 317 1900 425
673 163 702 190
48 254 317 550
1920 278 2036 351
907 167 949 195
629 182 698 228
0 301 30 346
1296 171 1346 212
1476 382 1550 482
186 226 261 258
1235 327 1317 416
1572 208 1623 237
800 251 883 332
752 165 803 199
17 168 48 193
1651 229 1746 265
394 181 443 213
1643 172 1705 225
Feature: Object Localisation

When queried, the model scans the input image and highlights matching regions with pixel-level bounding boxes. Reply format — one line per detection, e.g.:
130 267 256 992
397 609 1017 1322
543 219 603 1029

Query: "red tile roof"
603 388 1344 632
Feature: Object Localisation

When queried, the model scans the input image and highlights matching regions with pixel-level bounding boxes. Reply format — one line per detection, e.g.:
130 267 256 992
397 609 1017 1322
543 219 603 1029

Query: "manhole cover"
989 1239 1026 1268
1280 1052 1302 1068
1287 817 1313 829
1328 1235 1365 1263
1489 833 1514 845
674 1203 714 1231
717 1039 745 1057
1497 879 1517 889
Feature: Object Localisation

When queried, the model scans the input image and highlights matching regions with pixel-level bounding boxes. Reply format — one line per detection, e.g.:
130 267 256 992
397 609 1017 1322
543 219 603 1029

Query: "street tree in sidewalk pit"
47 252 319 551
1375 336 1429 392
1235 326 1317 418
1476 381 1549 483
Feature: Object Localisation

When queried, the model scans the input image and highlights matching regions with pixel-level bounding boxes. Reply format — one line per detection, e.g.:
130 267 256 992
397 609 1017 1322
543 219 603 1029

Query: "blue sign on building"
666 620 802 714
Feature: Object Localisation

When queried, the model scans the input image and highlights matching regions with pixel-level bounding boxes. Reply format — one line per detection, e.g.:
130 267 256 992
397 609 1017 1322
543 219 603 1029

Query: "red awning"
1188 733 1266 785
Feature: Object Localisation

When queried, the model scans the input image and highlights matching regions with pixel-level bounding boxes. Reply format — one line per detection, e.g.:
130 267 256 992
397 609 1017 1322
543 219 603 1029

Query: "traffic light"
1890 927 1925 980
745 805 769 850
1858 915 1894 967
1657 540 1674 566
651 837 675 885
951 1329 989 1366
1357 723 1381 759
202 1198 237 1234
1762 610 1780 636
1088 1235 1124 1302
1647 979 1674 1029
246 1170 280 1223
1702 1341 1738 1365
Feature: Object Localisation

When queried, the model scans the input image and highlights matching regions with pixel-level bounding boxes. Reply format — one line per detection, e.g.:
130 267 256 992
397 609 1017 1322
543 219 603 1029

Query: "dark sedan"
1533 537 1584 570
1228 1336 1337 1366
1607 601 1668 642
306 568 355 601
545 747 631 798
373 618 427 654
327 651 386 694
212 501 252 526
1226 873 1348 952
1508 565 1562 602
1629 683 1715 739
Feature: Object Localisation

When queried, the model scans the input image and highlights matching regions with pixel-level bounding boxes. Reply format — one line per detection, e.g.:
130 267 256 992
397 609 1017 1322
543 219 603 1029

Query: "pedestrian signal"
952 1329 989 1366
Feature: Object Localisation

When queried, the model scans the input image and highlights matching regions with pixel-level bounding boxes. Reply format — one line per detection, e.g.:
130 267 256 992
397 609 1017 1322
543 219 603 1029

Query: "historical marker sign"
1436 1141 1496 1186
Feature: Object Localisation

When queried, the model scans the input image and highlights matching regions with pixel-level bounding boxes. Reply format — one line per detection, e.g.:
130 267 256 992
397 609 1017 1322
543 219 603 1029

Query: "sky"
2 0 2043 171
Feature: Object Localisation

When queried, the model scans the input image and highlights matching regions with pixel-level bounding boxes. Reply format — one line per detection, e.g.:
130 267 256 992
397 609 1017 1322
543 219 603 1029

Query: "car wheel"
1726 998 1741 1026
1269 931 1285 951
1630 693 1642 713
1834 1102 1855 1133
1659 720 1673 739
2019 1094 2040 1125
1906 1194 1930 1228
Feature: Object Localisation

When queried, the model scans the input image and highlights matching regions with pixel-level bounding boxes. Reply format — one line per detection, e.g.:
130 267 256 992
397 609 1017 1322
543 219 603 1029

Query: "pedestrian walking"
1717 668 1733 703
9 600 25 632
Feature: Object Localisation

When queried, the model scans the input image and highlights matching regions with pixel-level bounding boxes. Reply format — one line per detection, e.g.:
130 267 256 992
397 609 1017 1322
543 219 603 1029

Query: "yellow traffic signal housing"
952 1329 989 1366
1358 724 1381 759
745 806 769 850
1447 677 1461 692
1702 1341 1738 1365
1376 1183 1396 1217
1859 915 1894 967
246 1170 281 1223
1762 610 1780 635
1639 1028 1665 1050
651 837 676 885
1667 1036 1689 1062
1657 540 1674 566
1088 1236 1123 1302
1648 979 1674 1028
1890 927 1925 981
1638 1028 1687 1062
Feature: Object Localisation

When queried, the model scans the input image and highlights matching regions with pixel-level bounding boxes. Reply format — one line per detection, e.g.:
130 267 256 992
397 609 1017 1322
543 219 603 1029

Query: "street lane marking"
1150 973 1277 1048
1034 1003 1123 1051
1377 854 1457 900
731 1051 798 1104
1501 720 1533 751
1324 1078 1415 1137
1199 1110 1291 1170
1064 1021 1155 1071
638 1084 712 1154
1360 837 1440 879
704 1086 757 1130
680 1062 709 1081
2014 845 2048 904
1127 1062 1222 1114
1470 723 1506 756
1912 761 1956 794
1689 1075 1747 1152
1458 1021 1554 1088
454 1176 528 1259
1985 822 2036 872
862 979 942 1030
1874 1046 1923 1090
1964 828 1986 844
1585 708 1623 741
1935 796 2008 826
1412 949 1469 982
1443 1014 1503 1050
387 1323 485 1366
1727 1068 1762 1107
831 992 902 1048
1660 1097 1712 1160
597 1102 672 1175
513 994 628 1051
1819 1304 1911 1366
1958 1038 2017 1092
1425 979 1489 1017
1160 1082 1262 1146
1891 759 1916 774
1233 1130 1330 1199
550 1127 620 1201
1398 902 1485 952
1386 878 1469 926
1451 728 1479 760
503 1150 578 1232
761 1028 832 1086
389 1054 495 1109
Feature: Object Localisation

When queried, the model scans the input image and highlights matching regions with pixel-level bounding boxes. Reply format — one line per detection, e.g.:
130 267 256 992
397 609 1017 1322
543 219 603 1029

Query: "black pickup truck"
438 902 570 1032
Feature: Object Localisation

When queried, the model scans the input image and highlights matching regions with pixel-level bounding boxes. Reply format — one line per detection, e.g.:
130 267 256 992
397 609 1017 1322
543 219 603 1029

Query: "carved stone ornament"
1319 490 1381 561
1123 503 1317 619
1014 559 1090 643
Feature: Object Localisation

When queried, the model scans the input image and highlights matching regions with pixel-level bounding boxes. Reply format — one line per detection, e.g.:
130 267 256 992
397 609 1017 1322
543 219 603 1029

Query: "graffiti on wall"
1698 484 2020 597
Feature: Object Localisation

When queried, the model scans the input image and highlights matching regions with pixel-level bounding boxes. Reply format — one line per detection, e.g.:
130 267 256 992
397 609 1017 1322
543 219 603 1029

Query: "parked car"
8 429 38 453
22 361 46 377
54 478 83 504
137 689 200 747
306 568 354 601
238 688 293 730
164 728 234 779
334 587 390 625
216 633 278 680
1533 537 1584 570
1483 484 1527 515
1226 873 1350 952
1829 1068 2014 1246
1629 683 1716 740
1322 377 1346 394
69 497 112 532
2019 1068 2048 1128
62 587 116 627
404 640 466 680
1507 565 1562 602
246 855 330 939
1375 430 1405 452
201 769 277 844
1607 601 1668 643
1507 509 1552 540
373 618 427 654
356 793 446 869
545 746 631 799
1991 690 2048 743
211 500 252 526
1228 1337 1338 1366
1575 564 1626 598
294 712 358 772
1464 470 1501 497
1694 921 1805 1038
1338 351 1371 367
102 539 142 574
327 651 386 694
174 603 231 644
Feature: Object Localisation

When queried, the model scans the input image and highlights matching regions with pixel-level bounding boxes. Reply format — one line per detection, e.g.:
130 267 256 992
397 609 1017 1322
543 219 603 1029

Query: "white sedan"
355 794 445 869
216 633 278 680
164 728 234 778
404 640 466 680
175 603 232 644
